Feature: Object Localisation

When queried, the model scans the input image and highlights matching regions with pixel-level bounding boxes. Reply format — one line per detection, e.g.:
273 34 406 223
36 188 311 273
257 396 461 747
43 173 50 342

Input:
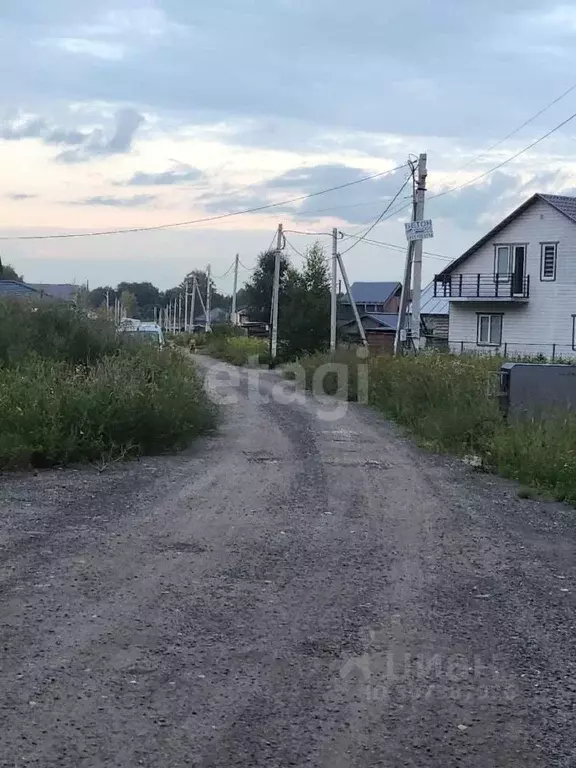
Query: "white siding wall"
448 199 576 357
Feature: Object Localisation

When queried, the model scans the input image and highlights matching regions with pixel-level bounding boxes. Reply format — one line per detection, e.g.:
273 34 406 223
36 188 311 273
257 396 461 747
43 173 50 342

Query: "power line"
284 237 306 258
341 232 453 261
238 257 257 271
0 164 408 242
340 171 413 255
458 82 576 171
211 261 236 280
429 110 576 203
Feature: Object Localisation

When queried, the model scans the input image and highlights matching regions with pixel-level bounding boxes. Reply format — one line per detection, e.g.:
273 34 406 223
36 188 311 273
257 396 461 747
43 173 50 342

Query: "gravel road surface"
1 357 575 767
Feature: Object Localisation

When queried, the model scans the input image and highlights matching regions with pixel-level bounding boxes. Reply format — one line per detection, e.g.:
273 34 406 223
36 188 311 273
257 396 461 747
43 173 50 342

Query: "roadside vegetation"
0 301 216 470
292 349 576 503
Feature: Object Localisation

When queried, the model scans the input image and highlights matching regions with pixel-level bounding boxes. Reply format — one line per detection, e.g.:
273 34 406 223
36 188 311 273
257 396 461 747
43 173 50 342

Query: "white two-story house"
434 193 576 359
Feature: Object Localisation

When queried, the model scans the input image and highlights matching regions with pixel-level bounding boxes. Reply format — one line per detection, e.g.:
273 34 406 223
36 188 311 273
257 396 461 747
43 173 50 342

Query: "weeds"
0 302 217 469
293 349 576 503
206 335 269 366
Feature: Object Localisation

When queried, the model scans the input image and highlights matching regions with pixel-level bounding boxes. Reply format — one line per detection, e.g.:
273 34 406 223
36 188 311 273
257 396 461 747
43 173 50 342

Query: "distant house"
338 281 402 352
0 280 42 300
194 307 230 327
339 282 402 320
339 312 399 352
29 284 80 303
434 193 576 357
408 282 450 349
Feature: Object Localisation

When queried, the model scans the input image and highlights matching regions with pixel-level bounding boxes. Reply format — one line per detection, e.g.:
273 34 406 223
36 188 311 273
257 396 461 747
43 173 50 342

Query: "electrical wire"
340 232 453 261
429 111 576 203
0 164 408 241
340 172 413 256
238 257 257 271
211 261 236 280
284 237 306 258
457 82 576 172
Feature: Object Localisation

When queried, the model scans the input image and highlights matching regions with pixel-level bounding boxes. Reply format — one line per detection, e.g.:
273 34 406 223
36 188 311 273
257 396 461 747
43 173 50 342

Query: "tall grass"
0 301 216 469
293 349 576 502
206 335 268 366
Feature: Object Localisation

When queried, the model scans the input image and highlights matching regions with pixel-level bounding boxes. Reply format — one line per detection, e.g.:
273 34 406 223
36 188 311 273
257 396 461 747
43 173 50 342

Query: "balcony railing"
434 273 530 300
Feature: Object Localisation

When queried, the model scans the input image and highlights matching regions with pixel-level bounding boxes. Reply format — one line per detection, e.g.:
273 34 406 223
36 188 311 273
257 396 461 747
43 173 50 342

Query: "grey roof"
540 193 576 223
341 281 401 304
412 281 449 316
438 193 576 277
0 280 40 297
29 283 79 301
340 312 398 331
367 312 399 330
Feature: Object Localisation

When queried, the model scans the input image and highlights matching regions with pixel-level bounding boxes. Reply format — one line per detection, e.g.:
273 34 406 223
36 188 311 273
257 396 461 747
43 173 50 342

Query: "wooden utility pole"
330 227 338 352
270 223 283 360
231 254 239 325
184 282 189 332
411 153 428 350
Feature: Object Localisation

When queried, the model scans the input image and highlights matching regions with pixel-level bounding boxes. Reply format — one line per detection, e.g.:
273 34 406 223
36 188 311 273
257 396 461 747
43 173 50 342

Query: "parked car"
119 320 165 348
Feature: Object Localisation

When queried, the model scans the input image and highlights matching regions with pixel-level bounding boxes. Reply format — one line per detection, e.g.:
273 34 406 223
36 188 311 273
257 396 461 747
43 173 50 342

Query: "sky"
2 0 576 293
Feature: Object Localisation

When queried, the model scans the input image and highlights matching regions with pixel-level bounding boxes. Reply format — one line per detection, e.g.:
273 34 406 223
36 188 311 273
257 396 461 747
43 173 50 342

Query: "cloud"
57 108 144 162
70 194 155 208
0 108 144 160
7 192 37 200
0 0 566 143
200 163 414 225
118 164 204 186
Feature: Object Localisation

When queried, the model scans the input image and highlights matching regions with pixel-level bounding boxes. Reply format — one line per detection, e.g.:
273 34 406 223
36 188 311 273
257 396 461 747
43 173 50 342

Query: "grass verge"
293 349 576 503
0 302 217 469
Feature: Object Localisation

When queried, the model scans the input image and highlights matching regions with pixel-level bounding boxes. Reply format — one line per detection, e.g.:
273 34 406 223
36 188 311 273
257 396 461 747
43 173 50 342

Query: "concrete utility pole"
394 157 419 356
205 265 212 333
172 297 177 334
190 276 197 331
231 254 239 325
411 153 428 350
337 251 367 348
330 227 338 353
270 223 283 360
184 282 189 333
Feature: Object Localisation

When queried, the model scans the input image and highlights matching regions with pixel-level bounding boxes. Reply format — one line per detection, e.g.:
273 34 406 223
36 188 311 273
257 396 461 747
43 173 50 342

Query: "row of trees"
242 242 330 358
87 271 230 321
4 240 331 359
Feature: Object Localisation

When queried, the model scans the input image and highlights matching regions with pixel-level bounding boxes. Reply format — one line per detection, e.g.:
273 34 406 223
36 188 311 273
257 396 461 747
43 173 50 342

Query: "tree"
281 242 330 358
117 282 161 320
243 250 291 324
88 286 116 311
120 290 138 318
0 259 23 282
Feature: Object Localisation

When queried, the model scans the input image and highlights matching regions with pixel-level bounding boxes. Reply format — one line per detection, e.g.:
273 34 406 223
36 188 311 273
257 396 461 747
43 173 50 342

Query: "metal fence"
450 341 576 361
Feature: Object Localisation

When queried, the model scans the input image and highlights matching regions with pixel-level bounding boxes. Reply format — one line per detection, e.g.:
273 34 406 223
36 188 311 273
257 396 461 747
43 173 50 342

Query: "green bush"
0 300 217 469
0 301 120 365
0 348 216 469
206 335 268 366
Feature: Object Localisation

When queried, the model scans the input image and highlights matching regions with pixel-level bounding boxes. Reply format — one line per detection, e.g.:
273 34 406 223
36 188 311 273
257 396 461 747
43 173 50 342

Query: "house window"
477 313 503 346
494 245 510 281
540 243 557 281
366 304 377 312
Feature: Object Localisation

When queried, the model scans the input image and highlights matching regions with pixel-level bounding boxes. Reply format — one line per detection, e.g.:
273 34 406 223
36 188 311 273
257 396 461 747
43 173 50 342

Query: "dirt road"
1 358 575 767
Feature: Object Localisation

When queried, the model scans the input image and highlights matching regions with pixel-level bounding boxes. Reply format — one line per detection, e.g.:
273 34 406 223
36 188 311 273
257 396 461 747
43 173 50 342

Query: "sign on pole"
405 219 434 241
